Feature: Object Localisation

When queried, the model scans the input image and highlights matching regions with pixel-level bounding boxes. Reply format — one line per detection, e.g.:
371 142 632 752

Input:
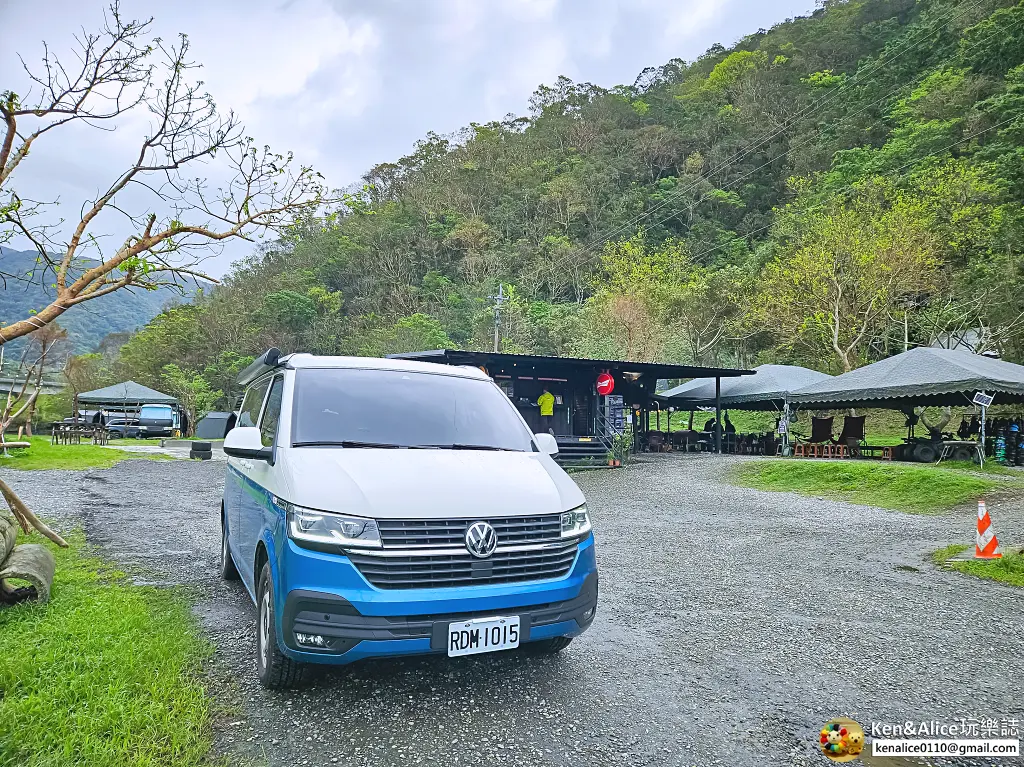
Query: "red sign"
596 372 615 396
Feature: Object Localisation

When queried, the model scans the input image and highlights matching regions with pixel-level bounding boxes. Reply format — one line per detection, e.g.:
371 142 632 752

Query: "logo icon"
819 719 865 762
465 521 497 558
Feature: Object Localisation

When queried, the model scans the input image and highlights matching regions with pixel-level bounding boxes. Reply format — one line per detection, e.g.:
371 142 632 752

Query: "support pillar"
715 377 722 454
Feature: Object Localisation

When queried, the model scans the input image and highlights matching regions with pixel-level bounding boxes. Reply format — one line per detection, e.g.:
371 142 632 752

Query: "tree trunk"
24 365 44 437
0 477 68 547
0 543 56 603
0 300 72 346
0 514 16 563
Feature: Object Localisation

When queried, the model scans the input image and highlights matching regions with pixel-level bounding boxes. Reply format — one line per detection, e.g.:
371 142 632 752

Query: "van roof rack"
237 348 284 387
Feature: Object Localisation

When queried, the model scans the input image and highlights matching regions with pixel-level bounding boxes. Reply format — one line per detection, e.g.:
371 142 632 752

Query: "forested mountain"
106 0 1024 402
0 248 206 354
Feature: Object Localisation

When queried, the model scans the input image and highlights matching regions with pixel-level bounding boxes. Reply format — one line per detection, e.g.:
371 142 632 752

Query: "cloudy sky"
1 0 814 276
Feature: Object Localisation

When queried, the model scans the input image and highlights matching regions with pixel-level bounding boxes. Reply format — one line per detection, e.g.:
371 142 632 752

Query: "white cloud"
1 0 815 276
660 0 734 46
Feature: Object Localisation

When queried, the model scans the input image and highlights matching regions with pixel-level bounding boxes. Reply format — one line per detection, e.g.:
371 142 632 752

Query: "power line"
524 0 984 283
676 111 1022 267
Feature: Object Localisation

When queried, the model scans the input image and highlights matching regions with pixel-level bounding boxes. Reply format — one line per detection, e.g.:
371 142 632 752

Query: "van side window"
259 377 284 447
238 379 270 428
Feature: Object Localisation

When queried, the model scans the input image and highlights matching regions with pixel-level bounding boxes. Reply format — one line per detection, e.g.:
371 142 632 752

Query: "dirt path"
4 454 1022 766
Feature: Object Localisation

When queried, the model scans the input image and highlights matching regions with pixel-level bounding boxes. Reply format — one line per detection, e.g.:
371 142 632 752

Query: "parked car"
220 352 598 688
105 418 140 438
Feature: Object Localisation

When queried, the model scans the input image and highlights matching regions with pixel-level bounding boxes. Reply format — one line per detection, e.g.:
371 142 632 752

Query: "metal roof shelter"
77 380 178 406
656 364 832 411
789 347 1024 410
392 349 750 378
390 350 752 456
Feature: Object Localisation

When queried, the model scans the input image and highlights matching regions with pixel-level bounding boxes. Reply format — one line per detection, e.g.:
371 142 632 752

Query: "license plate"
447 615 520 657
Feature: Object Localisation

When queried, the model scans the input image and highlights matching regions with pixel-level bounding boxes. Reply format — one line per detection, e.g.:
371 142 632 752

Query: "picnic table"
51 424 109 446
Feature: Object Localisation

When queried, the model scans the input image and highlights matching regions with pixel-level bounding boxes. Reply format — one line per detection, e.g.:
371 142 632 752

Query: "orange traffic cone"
975 500 1002 559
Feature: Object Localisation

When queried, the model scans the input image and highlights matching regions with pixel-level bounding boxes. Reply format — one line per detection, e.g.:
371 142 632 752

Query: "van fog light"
582 607 596 623
295 632 330 648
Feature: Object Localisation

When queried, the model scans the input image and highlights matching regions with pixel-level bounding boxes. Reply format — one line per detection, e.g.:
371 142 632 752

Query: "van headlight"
560 504 591 538
281 501 382 549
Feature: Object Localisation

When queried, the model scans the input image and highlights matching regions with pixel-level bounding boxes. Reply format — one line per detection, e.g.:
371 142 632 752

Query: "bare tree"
0 4 326 549
0 329 69 548
22 323 68 435
0 3 328 344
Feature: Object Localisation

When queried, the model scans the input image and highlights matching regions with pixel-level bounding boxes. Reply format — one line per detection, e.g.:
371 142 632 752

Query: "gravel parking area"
4 453 1023 766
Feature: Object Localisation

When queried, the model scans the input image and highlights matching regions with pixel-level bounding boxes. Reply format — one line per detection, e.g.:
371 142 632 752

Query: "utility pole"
489 283 507 353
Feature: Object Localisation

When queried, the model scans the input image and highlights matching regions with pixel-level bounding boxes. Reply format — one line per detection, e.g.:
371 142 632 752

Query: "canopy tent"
77 380 178 406
656 364 832 410
789 347 1024 410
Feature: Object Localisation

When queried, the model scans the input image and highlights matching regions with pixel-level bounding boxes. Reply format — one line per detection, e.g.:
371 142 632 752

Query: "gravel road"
4 453 1023 767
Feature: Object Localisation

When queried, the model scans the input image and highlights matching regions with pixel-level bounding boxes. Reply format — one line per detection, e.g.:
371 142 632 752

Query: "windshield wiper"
421 443 510 451
293 440 425 449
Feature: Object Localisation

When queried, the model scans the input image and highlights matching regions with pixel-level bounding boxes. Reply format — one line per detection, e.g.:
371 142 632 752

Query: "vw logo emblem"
465 521 497 558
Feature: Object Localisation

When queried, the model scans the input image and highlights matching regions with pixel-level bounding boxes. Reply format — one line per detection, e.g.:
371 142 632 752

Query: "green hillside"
102 0 1024 395
0 248 206 354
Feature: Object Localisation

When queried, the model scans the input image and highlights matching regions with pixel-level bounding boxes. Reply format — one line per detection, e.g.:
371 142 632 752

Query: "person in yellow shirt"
537 387 555 434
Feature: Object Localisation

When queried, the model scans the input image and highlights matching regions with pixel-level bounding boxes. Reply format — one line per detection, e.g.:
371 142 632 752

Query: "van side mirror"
534 432 559 456
224 426 273 462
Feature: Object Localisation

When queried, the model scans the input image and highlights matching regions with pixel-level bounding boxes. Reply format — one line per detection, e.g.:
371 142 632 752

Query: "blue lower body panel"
274 535 598 666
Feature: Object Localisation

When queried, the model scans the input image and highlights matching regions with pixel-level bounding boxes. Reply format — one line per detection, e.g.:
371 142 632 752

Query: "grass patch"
732 459 1007 513
938 460 1022 477
931 544 970 563
108 438 164 447
932 545 1024 588
0 436 162 471
0 533 215 767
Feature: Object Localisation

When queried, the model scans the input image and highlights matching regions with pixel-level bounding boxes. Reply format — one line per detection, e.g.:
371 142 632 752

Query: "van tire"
526 636 573 654
256 563 304 689
220 512 240 581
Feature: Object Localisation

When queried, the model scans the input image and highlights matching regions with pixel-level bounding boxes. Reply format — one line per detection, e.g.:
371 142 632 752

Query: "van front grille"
347 540 580 589
376 515 563 549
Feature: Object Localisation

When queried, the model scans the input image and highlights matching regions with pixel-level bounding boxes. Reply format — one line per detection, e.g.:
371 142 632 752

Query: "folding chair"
796 417 834 457
835 415 866 458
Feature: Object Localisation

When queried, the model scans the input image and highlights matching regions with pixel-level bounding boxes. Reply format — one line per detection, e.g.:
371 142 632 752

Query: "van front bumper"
275 534 597 665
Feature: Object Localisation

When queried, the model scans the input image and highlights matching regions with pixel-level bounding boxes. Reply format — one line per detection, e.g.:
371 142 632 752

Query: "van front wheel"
256 563 304 689
219 513 240 581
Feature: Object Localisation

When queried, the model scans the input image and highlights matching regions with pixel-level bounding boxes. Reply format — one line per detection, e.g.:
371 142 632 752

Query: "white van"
221 350 599 688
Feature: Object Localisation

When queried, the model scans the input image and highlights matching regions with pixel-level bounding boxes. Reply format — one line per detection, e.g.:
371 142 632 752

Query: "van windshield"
291 368 534 451
140 405 173 420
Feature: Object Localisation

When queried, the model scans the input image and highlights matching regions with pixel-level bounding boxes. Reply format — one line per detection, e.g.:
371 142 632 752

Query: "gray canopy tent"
789 347 1024 462
653 364 831 453
77 381 178 406
789 347 1024 410
657 364 832 410
75 381 178 425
